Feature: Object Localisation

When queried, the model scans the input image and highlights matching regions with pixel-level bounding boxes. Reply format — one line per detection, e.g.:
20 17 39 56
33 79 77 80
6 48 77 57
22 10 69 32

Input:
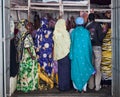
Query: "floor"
10 85 112 97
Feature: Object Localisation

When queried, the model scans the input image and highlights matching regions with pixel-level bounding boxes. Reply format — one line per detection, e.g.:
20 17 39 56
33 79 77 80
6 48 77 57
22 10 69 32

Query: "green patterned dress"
17 34 38 92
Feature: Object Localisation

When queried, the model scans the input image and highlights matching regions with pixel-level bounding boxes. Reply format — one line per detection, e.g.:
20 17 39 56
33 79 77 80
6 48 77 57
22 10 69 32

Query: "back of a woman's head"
34 13 40 30
55 19 66 30
88 13 95 21
75 17 84 26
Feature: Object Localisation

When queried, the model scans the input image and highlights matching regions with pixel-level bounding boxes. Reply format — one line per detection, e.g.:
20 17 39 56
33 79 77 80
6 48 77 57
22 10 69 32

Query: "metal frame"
10 0 111 22
0 0 11 97
112 0 120 96
0 0 4 96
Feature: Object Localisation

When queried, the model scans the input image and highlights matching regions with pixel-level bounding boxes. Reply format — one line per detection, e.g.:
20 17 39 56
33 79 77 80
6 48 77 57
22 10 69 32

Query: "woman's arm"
27 48 36 60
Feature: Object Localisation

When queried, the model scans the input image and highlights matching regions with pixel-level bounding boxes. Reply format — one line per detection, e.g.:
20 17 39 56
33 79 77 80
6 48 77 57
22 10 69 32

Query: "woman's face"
26 22 33 32
17 20 27 32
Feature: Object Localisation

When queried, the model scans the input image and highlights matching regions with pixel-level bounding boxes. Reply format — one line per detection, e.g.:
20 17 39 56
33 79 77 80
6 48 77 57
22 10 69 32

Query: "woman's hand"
31 56 36 60
27 48 36 60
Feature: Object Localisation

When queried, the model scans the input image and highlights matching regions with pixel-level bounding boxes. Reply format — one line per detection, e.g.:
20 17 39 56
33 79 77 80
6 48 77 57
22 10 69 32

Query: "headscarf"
17 19 28 39
75 17 84 25
40 17 49 30
54 19 67 33
53 19 70 60
35 17 53 75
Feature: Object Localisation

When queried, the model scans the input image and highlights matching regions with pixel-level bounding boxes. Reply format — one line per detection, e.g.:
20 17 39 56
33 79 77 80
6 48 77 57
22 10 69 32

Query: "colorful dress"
34 17 54 90
16 20 38 92
69 26 95 91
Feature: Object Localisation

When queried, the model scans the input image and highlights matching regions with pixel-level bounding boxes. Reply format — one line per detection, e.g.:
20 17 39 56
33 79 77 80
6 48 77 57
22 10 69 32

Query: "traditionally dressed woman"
69 17 95 92
34 17 54 90
15 19 38 92
53 19 71 91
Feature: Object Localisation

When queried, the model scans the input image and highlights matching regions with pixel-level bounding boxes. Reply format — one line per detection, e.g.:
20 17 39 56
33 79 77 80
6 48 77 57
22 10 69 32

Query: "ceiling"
10 0 111 6
90 0 111 5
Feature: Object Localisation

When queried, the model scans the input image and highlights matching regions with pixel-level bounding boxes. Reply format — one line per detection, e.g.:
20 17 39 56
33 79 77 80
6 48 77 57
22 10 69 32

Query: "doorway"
1 0 120 97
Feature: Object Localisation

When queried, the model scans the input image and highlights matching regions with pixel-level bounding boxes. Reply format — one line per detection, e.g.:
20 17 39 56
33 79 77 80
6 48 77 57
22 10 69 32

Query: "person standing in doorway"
34 16 54 90
53 18 71 91
69 17 95 92
86 13 108 91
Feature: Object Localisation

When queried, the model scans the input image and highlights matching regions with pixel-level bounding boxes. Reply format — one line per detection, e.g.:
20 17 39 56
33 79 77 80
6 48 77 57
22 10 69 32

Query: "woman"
69 17 95 92
53 19 71 91
32 13 40 42
16 19 38 92
34 17 54 90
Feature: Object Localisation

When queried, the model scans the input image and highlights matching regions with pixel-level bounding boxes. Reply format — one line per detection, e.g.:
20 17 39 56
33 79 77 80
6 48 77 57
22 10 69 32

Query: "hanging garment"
10 16 15 38
10 38 18 77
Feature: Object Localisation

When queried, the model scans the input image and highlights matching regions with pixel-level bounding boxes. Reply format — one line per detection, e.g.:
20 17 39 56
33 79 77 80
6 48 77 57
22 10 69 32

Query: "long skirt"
58 54 71 91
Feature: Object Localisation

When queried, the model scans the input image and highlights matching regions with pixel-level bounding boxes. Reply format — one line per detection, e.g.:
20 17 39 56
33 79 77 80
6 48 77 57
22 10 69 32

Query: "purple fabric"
53 60 58 73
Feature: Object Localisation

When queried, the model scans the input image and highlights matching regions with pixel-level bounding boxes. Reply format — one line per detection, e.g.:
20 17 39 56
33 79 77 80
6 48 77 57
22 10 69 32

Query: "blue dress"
35 18 53 76
69 26 94 91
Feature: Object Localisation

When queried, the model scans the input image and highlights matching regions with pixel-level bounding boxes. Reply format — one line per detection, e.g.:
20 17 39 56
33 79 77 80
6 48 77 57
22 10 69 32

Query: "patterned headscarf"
17 19 27 31
40 17 49 30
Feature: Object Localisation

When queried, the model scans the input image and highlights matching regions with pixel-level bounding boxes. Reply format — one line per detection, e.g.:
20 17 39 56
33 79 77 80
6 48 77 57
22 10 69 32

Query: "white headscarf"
53 19 70 60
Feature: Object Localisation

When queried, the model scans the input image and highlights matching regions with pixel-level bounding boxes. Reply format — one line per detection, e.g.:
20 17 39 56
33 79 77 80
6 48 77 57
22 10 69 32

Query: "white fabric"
73 82 87 91
10 76 17 96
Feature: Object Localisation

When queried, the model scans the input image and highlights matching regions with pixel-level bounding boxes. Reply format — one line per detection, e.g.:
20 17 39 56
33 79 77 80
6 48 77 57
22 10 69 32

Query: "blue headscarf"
75 17 84 25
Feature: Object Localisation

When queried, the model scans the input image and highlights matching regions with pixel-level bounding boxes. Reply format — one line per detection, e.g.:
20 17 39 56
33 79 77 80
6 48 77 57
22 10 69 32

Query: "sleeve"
86 30 93 61
97 23 107 42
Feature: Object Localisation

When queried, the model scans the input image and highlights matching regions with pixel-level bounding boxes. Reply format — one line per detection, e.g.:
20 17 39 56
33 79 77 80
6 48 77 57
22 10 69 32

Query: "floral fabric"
17 34 38 92
16 19 38 92
35 17 53 76
34 17 54 90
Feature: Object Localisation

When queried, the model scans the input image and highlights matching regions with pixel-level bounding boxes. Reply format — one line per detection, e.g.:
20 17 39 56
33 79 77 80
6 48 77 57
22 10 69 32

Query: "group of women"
14 14 95 93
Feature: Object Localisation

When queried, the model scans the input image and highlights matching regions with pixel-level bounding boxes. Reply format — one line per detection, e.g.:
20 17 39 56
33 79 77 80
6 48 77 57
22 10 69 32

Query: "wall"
0 0 4 96
11 11 28 21
112 0 120 97
0 0 11 97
